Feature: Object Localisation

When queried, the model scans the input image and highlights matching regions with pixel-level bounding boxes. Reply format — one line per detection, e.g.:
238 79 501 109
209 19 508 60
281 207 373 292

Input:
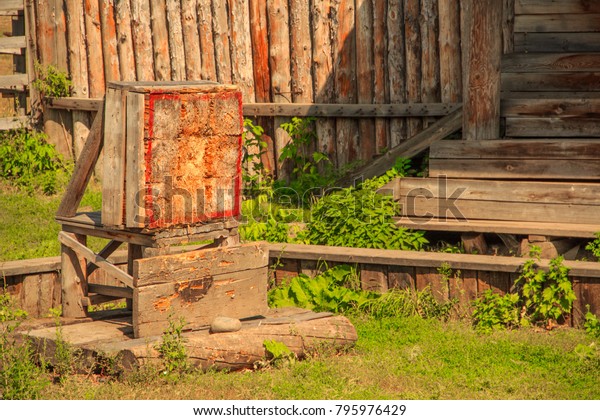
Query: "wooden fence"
29 0 467 172
2 243 600 326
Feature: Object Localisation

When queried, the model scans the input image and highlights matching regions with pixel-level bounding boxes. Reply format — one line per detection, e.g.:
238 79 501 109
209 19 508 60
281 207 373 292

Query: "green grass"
0 182 105 261
37 316 600 400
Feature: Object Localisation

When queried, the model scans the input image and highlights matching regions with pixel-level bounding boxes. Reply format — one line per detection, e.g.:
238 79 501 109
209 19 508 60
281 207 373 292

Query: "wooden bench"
388 140 600 252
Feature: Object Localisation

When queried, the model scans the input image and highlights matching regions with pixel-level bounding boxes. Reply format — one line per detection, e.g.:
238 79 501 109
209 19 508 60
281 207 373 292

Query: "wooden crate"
102 81 243 229
132 242 269 338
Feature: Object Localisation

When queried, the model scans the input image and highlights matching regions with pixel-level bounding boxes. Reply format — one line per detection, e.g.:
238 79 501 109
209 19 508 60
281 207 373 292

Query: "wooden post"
212 0 232 83
131 0 155 81
150 0 171 81
461 0 503 140
181 0 202 81
61 233 88 318
99 0 121 83
438 0 462 104
388 0 407 148
404 0 423 138
84 0 106 96
197 0 217 81
420 0 440 128
373 0 389 153
229 0 255 102
502 0 515 54
166 0 186 81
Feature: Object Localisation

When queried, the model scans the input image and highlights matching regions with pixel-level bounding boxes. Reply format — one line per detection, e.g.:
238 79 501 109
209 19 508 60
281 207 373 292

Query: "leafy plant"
32 62 72 98
242 119 273 199
585 232 600 261
257 340 297 369
155 316 190 376
0 128 70 194
48 308 81 382
583 306 600 338
0 292 49 399
472 290 521 333
304 183 428 250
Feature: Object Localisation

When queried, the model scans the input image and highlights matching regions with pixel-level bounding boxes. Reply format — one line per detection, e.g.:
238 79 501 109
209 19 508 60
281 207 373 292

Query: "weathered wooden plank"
61 234 88 318
273 258 300 286
515 14 600 33
416 267 448 303
88 283 133 299
394 215 599 239
404 0 422 137
514 32 600 53
430 139 600 160
197 0 217 81
0 35 25 54
420 0 441 129
130 0 155 81
461 0 503 140
125 92 145 228
395 177 600 205
515 0 600 15
438 0 462 103
242 103 460 117
0 0 23 13
100 0 120 83
503 53 600 72
387 266 416 290
84 0 106 96
66 0 90 160
360 264 388 293
573 278 600 327
56 109 104 218
267 244 600 278
133 266 269 338
101 88 126 227
373 0 388 152
0 257 61 277
310 0 334 160
45 97 102 111
212 0 232 83
355 0 376 162
150 0 171 80
0 116 29 130
449 269 478 315
399 195 599 225
59 232 134 289
338 108 463 187
505 117 600 137
478 271 511 295
86 240 123 276
249 0 270 102
114 1 137 83
502 0 515 54
289 0 313 104
0 74 27 91
502 72 600 91
267 0 293 178
166 0 186 80
134 243 269 287
335 0 359 166
181 0 202 81
502 97 600 117
229 0 255 101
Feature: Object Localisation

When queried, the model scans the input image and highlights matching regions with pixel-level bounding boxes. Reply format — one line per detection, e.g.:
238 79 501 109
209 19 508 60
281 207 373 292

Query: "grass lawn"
0 183 105 261
38 316 600 400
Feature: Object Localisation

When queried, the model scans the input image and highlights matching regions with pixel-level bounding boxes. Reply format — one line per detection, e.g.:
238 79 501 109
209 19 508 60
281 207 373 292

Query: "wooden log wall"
30 0 463 171
502 0 600 138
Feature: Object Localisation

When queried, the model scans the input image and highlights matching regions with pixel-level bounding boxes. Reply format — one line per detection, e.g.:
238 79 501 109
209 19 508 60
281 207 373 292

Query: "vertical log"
25 0 41 124
355 0 375 162
229 0 255 101
197 0 217 81
150 0 172 81
131 0 155 81
388 0 407 148
334 0 359 167
66 0 91 160
289 0 313 103
420 0 440 128
212 0 232 83
166 0 186 80
373 0 388 153
249 0 270 102
85 0 106 96
267 0 293 179
404 0 422 138
438 0 462 104
115 1 135 81
311 0 336 160
461 0 502 140
99 0 121 83
181 0 202 80
502 0 515 54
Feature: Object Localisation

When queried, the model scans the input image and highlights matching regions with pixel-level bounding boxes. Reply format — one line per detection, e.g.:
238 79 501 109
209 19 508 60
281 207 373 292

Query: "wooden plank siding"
506 1 600 137
31 0 463 176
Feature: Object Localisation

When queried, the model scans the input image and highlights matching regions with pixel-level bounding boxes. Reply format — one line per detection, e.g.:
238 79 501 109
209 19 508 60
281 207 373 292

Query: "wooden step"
0 74 27 91
0 36 25 54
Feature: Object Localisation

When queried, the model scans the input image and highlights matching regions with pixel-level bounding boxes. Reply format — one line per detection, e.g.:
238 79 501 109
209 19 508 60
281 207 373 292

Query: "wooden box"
102 81 243 230
132 242 269 338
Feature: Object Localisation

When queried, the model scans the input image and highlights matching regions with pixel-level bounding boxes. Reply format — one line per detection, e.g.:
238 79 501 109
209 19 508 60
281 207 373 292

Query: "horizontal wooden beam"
45 97 462 118
0 116 28 130
0 36 26 54
505 117 600 137
514 33 600 53
88 283 133 299
58 232 134 289
502 97 600 118
515 0 600 15
502 53 600 73
515 14 600 33
0 74 27 91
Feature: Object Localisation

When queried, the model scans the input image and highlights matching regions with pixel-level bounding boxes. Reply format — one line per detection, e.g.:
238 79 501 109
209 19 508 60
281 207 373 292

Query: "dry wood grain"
130 0 155 81
505 117 600 137
356 0 375 162
99 0 120 82
229 0 255 101
212 0 232 83
166 0 186 80
515 14 600 33
514 32 600 53
249 0 270 101
404 0 422 137
85 0 106 95
197 0 217 81
150 0 171 80
373 0 389 152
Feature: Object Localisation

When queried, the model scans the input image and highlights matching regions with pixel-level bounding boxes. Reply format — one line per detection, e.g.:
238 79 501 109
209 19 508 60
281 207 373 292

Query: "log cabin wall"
501 0 600 138
29 0 464 172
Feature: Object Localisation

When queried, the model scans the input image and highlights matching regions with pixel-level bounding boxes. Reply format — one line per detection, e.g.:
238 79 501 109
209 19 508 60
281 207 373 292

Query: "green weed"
155 316 190 376
32 62 72 98
585 232 600 261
